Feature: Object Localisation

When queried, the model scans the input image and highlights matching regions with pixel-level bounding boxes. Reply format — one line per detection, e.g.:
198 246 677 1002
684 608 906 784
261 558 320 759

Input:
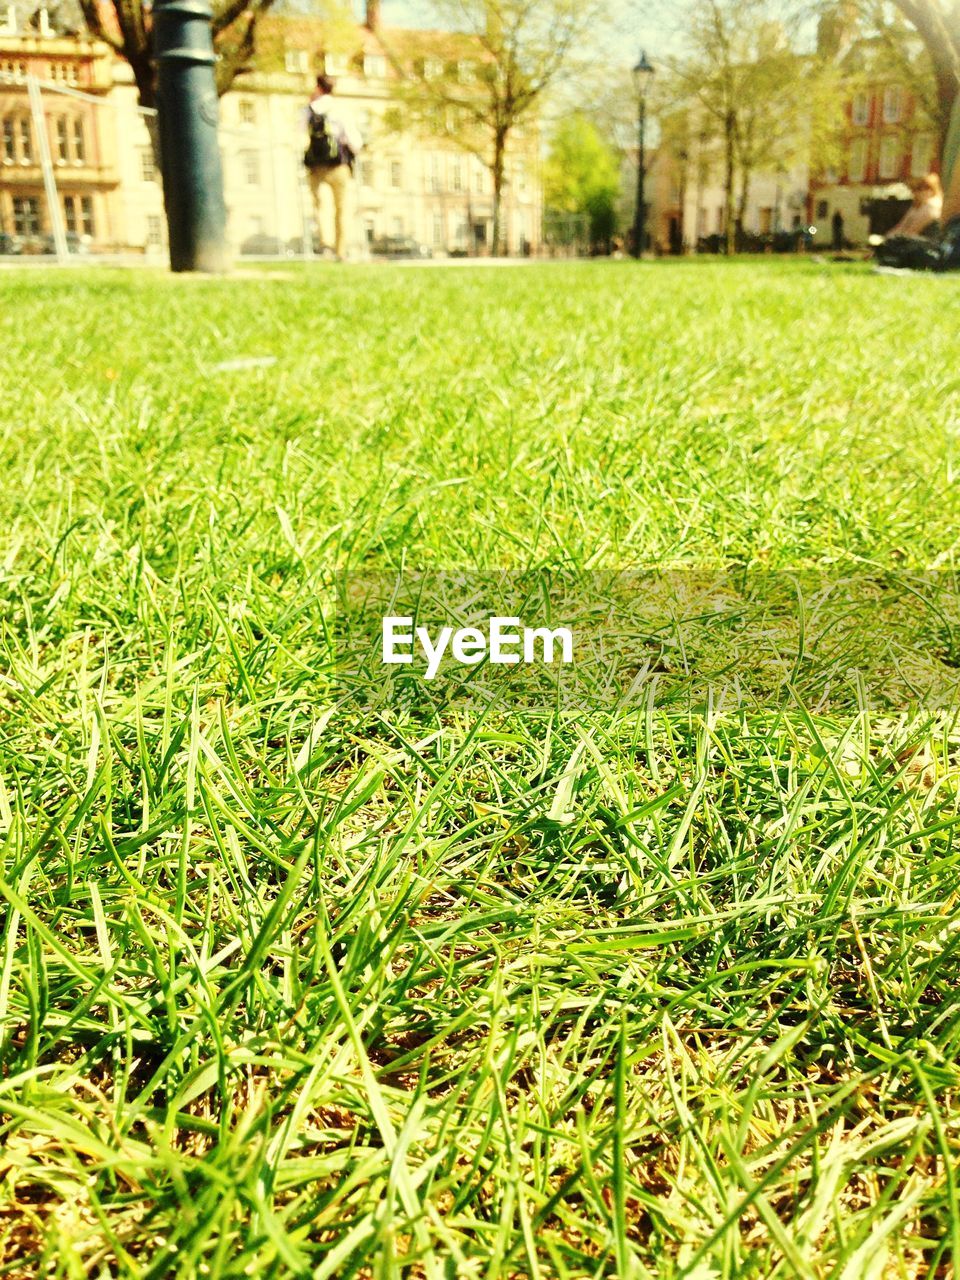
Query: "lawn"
1 258 960 1278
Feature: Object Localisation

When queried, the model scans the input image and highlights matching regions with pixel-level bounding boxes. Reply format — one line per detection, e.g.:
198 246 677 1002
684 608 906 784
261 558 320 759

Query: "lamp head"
633 50 655 98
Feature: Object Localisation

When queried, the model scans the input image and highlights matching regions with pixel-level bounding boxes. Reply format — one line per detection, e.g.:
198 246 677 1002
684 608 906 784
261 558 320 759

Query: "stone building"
642 122 810 254
219 0 542 257
0 4 119 246
0 0 543 258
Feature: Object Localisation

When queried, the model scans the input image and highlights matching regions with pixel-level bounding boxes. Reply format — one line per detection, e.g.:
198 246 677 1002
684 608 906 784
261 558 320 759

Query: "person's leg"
327 165 350 260
307 167 325 249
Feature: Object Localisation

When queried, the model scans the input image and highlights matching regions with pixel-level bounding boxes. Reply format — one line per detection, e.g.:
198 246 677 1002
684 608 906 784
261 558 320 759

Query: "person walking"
303 75 363 261
831 208 844 251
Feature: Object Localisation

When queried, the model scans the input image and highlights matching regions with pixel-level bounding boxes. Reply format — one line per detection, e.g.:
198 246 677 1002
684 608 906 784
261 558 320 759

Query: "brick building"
809 39 939 245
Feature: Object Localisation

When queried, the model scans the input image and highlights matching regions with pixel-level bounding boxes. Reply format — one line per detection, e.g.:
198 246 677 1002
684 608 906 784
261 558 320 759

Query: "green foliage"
1 261 960 1277
388 0 606 251
544 113 621 245
668 0 847 249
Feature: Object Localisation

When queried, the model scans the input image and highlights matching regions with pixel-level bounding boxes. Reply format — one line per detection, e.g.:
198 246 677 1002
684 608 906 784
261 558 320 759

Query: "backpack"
305 110 344 170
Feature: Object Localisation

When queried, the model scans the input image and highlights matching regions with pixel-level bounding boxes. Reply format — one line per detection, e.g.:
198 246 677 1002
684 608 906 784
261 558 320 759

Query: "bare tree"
671 1 807 252
76 0 278 154
388 0 604 255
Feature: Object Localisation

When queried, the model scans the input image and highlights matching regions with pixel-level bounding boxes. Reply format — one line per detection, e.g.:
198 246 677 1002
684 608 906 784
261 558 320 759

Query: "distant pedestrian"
303 75 363 261
831 208 844 251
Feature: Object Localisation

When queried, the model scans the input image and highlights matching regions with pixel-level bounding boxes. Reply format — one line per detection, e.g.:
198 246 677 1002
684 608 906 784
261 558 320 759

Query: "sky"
353 0 681 68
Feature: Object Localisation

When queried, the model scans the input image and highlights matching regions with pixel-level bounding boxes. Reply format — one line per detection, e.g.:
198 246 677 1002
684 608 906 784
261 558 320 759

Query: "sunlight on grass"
0 260 959 1277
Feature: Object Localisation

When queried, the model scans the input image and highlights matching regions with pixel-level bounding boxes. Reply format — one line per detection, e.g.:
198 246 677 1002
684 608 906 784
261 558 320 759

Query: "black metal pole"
153 0 228 272
632 97 646 258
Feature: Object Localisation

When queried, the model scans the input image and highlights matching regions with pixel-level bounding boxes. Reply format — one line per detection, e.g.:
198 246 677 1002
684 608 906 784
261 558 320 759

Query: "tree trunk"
723 112 736 254
891 0 960 155
128 52 161 167
491 131 507 256
736 170 751 250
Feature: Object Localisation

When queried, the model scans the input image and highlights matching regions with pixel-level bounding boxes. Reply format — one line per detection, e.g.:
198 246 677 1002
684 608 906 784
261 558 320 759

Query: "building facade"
809 58 939 245
0 0 543 258
643 127 810 254
0 10 119 247
647 35 940 253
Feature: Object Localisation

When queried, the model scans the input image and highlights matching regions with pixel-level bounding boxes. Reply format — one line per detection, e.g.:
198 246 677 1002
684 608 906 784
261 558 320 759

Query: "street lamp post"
631 50 655 259
153 0 228 272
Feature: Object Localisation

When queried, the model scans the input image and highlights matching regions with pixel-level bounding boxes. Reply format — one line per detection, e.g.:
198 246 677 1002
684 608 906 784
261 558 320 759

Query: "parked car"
239 234 291 257
285 233 330 257
37 232 90 255
370 235 432 259
0 232 23 255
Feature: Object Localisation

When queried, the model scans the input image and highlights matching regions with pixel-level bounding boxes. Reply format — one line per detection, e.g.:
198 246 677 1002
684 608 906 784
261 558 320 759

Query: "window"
474 165 484 194
324 52 349 76
816 199 828 219
72 118 85 163
241 150 260 185
360 158 373 187
147 214 162 246
451 158 462 192
882 85 902 124
457 59 475 83
423 56 443 79
390 158 402 188
2 117 14 162
879 134 899 179
18 117 32 163
140 147 156 182
852 92 869 126
61 195 94 237
364 54 386 78
848 138 868 182
56 116 69 163
12 196 40 235
433 210 443 245
284 49 308 74
239 98 256 125
427 153 441 192
911 133 935 177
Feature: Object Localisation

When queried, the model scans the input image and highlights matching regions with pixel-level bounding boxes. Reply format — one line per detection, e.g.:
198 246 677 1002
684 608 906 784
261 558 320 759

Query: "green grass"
1 258 960 1278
